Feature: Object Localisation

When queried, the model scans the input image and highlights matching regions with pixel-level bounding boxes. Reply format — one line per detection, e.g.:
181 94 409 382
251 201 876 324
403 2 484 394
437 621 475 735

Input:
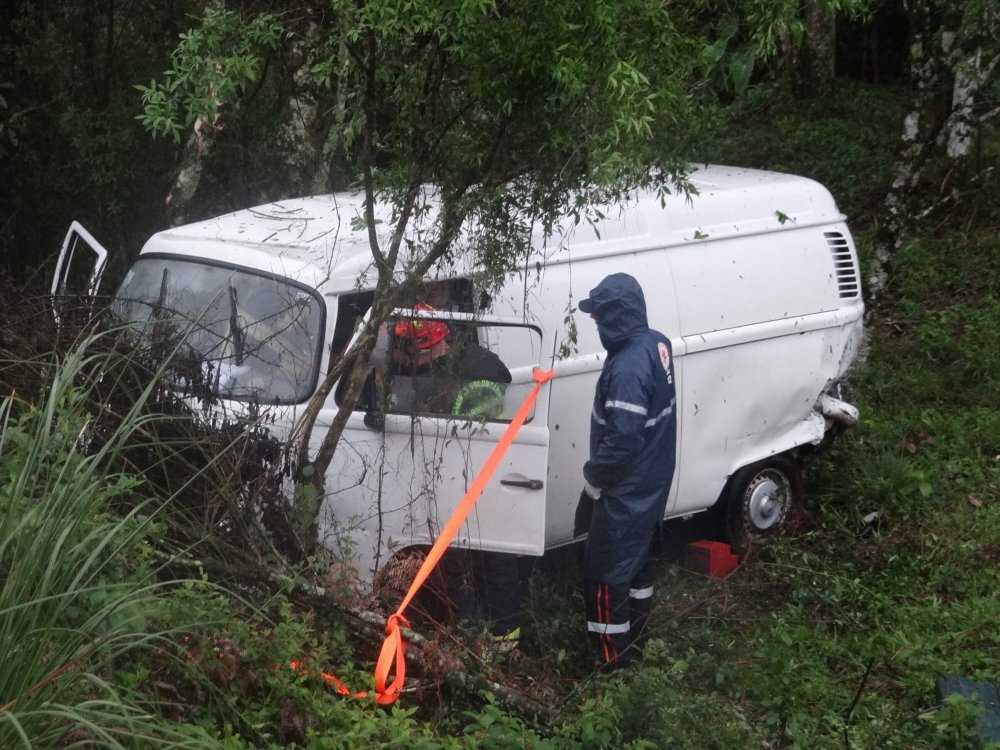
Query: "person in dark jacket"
577 273 677 669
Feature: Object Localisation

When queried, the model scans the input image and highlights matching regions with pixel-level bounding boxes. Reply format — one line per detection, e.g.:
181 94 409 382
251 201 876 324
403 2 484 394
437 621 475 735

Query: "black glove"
573 488 594 538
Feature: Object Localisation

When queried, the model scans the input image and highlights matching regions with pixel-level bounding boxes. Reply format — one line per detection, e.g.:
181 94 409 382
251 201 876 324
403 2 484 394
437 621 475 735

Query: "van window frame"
332 279 477 407
330 290 376 364
341 311 544 425
114 252 328 406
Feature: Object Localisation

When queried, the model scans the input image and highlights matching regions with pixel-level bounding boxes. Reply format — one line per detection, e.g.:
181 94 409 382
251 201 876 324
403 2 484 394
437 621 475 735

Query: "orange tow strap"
286 661 368 699
373 367 554 705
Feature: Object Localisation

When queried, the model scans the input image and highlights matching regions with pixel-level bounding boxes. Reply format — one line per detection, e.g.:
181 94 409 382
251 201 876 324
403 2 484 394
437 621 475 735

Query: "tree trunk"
164 0 226 225
779 26 803 96
802 1 837 97
868 0 938 304
315 41 353 194
296 319 381 555
103 0 114 108
866 0 1000 316
165 119 219 226
783 1 837 98
862 21 880 83
274 26 336 199
945 47 989 159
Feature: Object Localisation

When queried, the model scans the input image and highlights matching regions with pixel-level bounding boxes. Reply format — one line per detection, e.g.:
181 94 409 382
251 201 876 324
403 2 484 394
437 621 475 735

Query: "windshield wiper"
228 283 246 366
152 267 169 320
148 268 172 352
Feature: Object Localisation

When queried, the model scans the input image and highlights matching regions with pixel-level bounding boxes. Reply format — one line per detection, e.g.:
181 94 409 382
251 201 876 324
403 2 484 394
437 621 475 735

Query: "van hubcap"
745 470 789 531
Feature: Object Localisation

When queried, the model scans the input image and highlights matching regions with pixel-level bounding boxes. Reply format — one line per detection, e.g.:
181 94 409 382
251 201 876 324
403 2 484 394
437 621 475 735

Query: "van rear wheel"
725 455 803 556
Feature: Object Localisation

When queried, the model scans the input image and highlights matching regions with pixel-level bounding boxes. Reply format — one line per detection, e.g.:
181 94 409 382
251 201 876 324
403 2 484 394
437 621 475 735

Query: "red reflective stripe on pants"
604 585 612 664
599 585 610 663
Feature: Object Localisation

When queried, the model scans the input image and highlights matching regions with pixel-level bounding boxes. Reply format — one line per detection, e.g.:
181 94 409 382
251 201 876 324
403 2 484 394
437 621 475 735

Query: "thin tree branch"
293 347 357 472
362 28 388 272
386 180 422 268
362 141 387 270
843 657 876 749
915 166 994 221
979 105 1000 123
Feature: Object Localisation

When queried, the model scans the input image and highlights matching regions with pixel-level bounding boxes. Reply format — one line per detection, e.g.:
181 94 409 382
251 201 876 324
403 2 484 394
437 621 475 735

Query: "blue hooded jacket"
582 273 677 585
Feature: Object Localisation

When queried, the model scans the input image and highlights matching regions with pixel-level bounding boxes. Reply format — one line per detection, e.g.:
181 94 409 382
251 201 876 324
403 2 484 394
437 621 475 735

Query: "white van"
54 165 863 583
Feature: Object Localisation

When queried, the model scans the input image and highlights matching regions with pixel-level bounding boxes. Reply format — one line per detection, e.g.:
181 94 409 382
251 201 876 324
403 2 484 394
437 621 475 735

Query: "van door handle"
500 479 544 490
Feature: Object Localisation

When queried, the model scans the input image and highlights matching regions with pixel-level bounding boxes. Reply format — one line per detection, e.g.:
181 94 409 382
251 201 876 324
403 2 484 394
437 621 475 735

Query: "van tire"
724 455 803 556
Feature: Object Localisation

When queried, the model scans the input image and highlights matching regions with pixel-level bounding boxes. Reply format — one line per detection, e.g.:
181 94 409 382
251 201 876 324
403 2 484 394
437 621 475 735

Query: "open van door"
51 222 109 310
320 308 551 581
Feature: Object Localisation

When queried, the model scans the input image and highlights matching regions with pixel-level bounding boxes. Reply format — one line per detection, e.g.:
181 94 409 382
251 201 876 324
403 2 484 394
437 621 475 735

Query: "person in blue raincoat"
575 272 677 669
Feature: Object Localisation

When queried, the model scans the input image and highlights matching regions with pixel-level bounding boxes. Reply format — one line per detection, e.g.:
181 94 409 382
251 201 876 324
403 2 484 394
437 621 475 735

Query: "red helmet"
394 303 450 350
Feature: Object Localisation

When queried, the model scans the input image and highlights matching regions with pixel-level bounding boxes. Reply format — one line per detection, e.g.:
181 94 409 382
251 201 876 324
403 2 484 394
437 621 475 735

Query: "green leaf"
701 37 729 66
729 49 755 92
294 482 317 505
716 19 738 44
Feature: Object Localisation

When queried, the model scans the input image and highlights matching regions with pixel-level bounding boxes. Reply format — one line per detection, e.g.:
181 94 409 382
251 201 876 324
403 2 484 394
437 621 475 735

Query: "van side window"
420 278 474 314
371 317 542 423
333 279 475 408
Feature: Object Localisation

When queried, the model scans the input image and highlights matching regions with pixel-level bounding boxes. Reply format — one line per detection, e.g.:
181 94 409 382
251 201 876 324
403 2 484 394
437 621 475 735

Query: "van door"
318 309 551 582
51 222 109 299
538 248 684 545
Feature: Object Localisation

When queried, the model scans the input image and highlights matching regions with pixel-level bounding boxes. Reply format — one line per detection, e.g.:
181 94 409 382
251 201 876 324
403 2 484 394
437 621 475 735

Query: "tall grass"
0 337 220 749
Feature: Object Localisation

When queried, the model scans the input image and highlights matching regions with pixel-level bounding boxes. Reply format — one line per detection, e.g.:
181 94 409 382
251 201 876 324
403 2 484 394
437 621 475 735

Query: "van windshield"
112 256 323 404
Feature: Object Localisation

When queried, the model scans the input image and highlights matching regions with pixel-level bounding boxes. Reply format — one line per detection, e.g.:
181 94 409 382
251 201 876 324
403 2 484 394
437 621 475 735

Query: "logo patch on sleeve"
657 342 671 372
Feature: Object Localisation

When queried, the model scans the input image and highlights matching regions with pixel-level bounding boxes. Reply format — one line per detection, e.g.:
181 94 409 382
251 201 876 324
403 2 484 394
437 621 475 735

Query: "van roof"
140 165 843 295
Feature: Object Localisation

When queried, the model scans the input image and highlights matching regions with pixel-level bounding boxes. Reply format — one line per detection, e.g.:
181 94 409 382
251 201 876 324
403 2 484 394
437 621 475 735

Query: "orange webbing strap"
374 367 554 705
286 661 368 698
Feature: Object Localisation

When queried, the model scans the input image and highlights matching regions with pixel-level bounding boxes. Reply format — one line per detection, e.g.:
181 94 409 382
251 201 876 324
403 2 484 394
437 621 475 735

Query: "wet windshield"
112 256 323 403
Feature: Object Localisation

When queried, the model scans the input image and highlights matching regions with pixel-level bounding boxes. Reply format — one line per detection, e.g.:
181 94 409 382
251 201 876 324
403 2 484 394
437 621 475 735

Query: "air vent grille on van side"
824 231 859 299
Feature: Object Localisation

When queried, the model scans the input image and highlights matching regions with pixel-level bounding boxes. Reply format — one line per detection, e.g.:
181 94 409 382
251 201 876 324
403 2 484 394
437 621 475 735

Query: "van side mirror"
363 410 385 431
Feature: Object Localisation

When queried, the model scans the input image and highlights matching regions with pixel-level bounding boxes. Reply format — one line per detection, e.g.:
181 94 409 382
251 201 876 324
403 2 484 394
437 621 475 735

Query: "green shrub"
0 342 220 748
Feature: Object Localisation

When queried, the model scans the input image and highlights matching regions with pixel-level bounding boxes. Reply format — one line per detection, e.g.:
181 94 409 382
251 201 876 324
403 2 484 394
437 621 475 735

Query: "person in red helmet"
393 303 449 351
389 303 522 658
390 303 511 417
